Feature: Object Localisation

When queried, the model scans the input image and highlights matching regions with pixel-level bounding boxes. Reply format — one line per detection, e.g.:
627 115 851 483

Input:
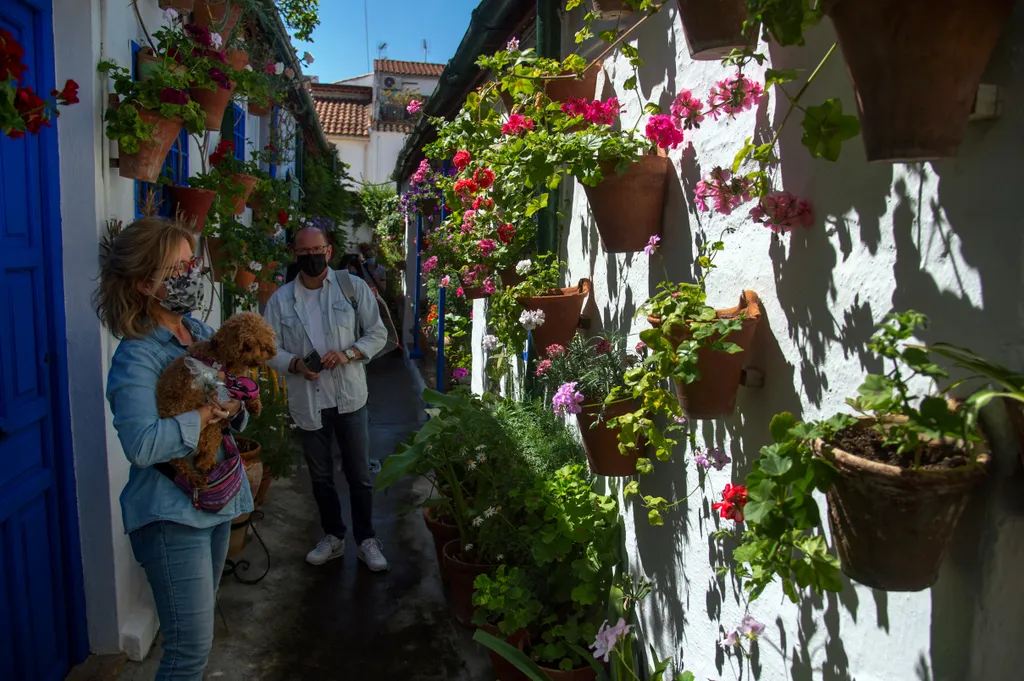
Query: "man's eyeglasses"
295 245 330 256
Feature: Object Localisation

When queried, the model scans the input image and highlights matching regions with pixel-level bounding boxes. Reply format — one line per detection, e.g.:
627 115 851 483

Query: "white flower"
496 554 504 562
248 261 262 272
302 51 315 64
289 423 298 430
484 506 497 518
515 258 532 275
163 8 179 22
475 444 486 451
519 309 546 331
467 460 478 471
464 544 474 552
210 32 223 49
425 407 440 417
472 516 484 527
482 334 500 352
247 281 258 293
274 62 285 75
244 64 254 72
476 452 486 463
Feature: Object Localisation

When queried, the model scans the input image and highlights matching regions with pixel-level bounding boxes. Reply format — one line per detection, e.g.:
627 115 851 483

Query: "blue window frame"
268 105 278 179
131 41 189 218
232 103 246 161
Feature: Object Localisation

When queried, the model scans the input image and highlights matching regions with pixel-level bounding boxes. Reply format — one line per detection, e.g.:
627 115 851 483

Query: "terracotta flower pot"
257 281 279 306
253 466 273 507
118 110 184 183
159 0 194 11
584 156 670 253
544 62 602 102
228 512 251 557
651 290 761 420
674 0 751 60
442 539 492 628
592 0 634 18
229 454 263 557
204 235 232 280
463 286 492 300
813 419 990 591
230 173 259 214
235 436 262 462
235 267 257 291
423 508 459 583
825 0 1013 162
499 266 523 288
539 664 598 681
517 279 590 358
135 48 172 82
189 84 233 131
193 0 243 33
226 49 249 72
577 399 642 477
249 100 273 117
480 625 530 681
167 185 216 234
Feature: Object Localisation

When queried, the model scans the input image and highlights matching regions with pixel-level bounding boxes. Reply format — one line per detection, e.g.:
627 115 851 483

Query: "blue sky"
291 0 481 83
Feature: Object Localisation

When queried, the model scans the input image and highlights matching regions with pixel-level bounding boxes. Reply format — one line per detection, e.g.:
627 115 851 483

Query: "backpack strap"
337 270 365 338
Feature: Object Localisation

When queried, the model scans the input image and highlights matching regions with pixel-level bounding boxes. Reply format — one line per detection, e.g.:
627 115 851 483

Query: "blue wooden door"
0 1 89 679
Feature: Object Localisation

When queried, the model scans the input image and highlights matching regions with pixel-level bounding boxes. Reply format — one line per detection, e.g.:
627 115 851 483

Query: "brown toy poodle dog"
156 312 277 486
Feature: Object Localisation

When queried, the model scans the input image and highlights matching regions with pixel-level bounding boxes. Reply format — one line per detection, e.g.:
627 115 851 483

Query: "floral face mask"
157 266 205 315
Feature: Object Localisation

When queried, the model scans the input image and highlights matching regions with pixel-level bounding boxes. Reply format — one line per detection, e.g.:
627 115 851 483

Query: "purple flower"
673 415 687 426
709 447 731 471
452 367 469 380
552 382 584 418
719 630 740 649
643 234 661 256
695 452 712 470
738 615 765 639
590 618 632 663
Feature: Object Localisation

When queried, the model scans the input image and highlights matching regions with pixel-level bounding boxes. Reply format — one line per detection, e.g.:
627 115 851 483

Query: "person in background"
339 254 362 279
359 244 387 293
263 227 389 571
96 218 251 680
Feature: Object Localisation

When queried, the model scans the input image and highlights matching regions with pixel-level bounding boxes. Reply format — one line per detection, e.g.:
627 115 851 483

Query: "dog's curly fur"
156 312 277 487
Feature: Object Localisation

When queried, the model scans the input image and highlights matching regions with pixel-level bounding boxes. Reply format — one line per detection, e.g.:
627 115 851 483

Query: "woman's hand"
198 399 239 429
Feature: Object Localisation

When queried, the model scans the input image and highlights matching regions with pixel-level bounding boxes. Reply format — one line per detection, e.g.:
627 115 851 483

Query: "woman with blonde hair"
96 217 253 680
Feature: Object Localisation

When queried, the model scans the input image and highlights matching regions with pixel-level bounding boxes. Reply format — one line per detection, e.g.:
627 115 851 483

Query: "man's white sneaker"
306 535 344 566
357 538 388 572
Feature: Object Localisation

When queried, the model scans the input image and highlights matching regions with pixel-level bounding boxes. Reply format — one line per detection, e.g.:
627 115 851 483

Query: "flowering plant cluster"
1 28 79 139
536 334 634 413
399 159 445 222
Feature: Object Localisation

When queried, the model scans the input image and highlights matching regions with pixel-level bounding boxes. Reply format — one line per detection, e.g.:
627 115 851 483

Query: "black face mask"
297 253 328 278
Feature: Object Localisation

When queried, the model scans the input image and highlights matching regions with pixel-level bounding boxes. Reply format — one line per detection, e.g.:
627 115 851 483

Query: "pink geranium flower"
645 114 684 150
707 73 764 120
671 89 705 130
406 99 422 114
749 191 814 233
478 238 496 256
502 113 535 136
694 167 753 216
423 255 438 274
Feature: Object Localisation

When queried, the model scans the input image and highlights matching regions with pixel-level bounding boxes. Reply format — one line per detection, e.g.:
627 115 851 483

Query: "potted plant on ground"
472 566 544 680
538 334 643 477
236 367 296 507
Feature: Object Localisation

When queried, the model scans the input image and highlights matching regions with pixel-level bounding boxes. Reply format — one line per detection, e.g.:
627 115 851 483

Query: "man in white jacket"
264 226 389 571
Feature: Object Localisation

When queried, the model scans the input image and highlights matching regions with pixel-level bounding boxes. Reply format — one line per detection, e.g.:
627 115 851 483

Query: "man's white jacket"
264 268 387 430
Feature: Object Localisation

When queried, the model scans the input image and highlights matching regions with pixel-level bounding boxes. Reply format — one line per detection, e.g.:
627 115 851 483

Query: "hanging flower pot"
592 0 634 19
192 0 243 34
577 399 641 477
442 539 492 628
584 155 670 253
226 48 248 72
235 267 257 291
544 61 602 102
499 266 523 288
188 85 232 131
118 110 184 182
249 100 273 117
813 418 990 591
674 0 751 60
204 235 230 280
167 185 216 234
463 286 492 300
825 0 1013 161
517 279 591 358
158 0 194 9
257 280 279 306
650 290 761 419
134 47 181 82
423 508 459 583
229 173 259 214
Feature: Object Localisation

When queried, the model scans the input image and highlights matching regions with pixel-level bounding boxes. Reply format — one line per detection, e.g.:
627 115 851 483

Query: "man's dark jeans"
297 406 375 544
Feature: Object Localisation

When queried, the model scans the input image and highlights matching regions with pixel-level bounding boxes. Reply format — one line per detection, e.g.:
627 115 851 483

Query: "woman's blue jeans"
129 520 230 680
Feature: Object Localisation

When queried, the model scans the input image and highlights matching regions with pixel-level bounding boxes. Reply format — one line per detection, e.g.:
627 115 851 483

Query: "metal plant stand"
223 509 270 585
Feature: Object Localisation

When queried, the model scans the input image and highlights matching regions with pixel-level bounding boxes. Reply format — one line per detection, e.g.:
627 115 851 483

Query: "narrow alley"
121 355 489 681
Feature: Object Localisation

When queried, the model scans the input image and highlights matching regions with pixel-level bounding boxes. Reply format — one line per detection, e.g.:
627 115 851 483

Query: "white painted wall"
465 6 1024 680
53 0 297 659
368 129 408 184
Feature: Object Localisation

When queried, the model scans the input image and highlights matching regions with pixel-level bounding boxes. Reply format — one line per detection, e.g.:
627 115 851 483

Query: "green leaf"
765 68 798 90
648 509 664 526
677 673 695 681
473 631 551 681
623 75 638 91
770 412 797 443
801 98 861 162
759 453 793 477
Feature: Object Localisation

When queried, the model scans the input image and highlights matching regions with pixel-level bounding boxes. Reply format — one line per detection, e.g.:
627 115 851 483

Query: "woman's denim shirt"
107 317 254 534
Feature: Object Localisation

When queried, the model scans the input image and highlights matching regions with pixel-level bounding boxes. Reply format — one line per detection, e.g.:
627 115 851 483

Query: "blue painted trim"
436 287 446 394
268 106 278 179
408 213 424 359
36 0 90 662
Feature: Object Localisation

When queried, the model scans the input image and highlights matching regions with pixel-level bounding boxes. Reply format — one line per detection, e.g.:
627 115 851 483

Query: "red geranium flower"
277 209 289 226
208 67 231 90
51 79 79 105
184 23 213 48
453 150 471 170
0 28 29 83
473 167 495 189
210 139 235 167
472 196 494 211
454 178 478 197
15 87 50 134
712 483 748 522
497 223 516 245
159 87 189 106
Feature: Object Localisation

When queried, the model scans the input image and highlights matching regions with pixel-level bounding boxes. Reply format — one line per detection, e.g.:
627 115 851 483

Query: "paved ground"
121 353 489 681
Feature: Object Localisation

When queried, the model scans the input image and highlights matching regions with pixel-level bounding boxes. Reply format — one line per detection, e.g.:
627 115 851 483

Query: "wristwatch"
344 348 357 361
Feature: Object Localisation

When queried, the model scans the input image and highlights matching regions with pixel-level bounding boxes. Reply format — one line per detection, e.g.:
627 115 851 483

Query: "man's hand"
322 350 349 370
294 358 320 381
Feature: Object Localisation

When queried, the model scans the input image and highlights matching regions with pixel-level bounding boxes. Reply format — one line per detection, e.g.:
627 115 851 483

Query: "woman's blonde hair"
95 217 195 339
